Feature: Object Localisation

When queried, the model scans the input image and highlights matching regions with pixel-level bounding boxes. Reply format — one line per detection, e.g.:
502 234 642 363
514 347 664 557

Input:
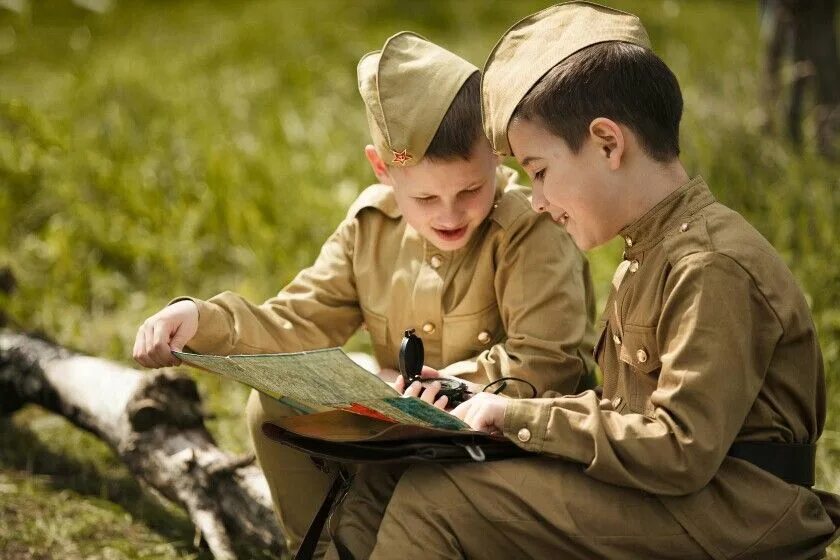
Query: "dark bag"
261 421 531 464
261 421 532 560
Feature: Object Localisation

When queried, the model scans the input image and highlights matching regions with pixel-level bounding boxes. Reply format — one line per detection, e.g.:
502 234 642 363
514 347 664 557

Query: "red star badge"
391 149 413 166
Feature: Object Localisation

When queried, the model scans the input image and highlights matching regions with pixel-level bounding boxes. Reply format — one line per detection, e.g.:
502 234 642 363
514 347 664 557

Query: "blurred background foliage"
0 0 838 558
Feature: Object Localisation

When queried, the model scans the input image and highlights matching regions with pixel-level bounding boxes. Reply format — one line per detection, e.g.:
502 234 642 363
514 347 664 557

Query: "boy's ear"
364 145 395 186
589 118 624 171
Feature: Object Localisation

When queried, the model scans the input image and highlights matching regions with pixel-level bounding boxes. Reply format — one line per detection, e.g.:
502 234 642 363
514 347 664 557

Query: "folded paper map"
173 348 473 441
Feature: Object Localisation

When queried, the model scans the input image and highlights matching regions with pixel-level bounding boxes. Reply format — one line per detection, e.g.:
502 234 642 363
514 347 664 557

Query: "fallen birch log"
0 330 285 559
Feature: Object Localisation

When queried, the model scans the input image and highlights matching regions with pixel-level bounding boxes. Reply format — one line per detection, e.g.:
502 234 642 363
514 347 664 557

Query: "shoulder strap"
294 467 353 560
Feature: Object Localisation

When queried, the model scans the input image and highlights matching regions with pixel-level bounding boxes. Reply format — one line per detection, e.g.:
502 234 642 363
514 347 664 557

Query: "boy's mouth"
432 225 468 242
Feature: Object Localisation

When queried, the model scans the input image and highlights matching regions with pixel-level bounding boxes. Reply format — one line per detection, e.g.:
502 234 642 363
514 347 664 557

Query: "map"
173 348 469 431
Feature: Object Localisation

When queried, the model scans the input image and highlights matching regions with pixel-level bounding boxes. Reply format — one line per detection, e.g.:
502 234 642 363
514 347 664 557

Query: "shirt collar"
619 175 716 258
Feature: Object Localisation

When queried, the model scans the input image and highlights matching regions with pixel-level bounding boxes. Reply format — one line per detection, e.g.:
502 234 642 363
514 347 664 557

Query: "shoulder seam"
346 184 401 220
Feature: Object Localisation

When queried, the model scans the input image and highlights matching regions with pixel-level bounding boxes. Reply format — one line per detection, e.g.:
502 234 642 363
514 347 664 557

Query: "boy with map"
133 31 596 557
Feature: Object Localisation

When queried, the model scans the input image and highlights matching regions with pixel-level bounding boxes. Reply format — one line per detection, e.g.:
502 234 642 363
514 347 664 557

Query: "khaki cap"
482 1 651 156
358 31 478 166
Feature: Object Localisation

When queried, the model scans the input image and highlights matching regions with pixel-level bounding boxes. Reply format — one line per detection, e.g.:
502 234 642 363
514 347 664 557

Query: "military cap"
482 1 651 156
358 31 478 166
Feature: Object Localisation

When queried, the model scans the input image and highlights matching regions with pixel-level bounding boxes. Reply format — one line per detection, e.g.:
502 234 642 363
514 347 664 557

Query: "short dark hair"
513 42 683 162
425 71 484 161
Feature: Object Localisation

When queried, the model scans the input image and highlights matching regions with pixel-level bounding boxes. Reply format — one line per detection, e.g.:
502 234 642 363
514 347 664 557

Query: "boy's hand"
393 366 449 410
133 300 199 368
451 392 509 434
404 366 484 395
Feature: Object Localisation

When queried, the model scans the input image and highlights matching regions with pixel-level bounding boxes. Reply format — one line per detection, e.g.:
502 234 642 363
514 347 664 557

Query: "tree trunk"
0 330 286 559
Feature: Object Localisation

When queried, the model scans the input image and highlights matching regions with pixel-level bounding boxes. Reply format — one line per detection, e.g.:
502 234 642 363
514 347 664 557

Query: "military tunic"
366 176 840 559
177 166 596 553
181 166 596 396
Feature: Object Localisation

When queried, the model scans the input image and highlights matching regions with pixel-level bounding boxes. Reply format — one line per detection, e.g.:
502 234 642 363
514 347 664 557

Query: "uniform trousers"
328 457 710 560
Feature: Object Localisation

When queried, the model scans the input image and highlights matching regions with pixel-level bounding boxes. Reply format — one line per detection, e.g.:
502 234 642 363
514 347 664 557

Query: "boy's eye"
414 197 436 204
459 187 481 197
533 169 546 182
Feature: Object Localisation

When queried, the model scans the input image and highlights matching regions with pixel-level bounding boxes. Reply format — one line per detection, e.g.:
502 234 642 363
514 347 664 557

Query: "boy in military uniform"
338 3 840 559
132 32 596 557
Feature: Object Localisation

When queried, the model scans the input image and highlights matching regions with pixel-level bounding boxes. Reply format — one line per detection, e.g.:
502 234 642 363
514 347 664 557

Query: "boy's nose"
438 203 466 225
531 187 549 213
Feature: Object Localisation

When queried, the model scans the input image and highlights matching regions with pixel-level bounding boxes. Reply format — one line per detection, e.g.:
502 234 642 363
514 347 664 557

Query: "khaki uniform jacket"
180 167 596 397
503 177 840 558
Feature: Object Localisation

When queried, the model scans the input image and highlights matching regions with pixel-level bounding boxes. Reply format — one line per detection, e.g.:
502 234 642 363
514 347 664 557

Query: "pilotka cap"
481 1 651 156
358 31 478 166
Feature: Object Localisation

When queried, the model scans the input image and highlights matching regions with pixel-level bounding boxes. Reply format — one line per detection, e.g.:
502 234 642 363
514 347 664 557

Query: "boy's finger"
419 366 441 379
464 402 482 428
167 325 184 363
151 323 175 367
419 381 441 404
143 323 158 365
133 329 149 367
403 381 422 398
169 323 190 355
433 395 448 410
393 375 405 393
450 400 470 420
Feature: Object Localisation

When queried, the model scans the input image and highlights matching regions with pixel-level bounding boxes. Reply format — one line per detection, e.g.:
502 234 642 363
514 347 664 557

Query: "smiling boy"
132 32 596 557
350 4 840 559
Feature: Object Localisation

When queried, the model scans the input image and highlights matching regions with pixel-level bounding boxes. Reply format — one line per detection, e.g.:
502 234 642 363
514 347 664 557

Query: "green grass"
0 0 838 557
0 408 205 559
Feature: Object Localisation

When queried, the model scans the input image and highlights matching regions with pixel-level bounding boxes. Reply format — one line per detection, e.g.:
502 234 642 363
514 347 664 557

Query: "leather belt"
728 440 816 487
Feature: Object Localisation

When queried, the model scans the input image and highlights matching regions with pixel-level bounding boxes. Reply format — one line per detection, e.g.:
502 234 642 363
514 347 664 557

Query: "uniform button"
679 222 689 232
636 349 648 363
493 202 499 209
517 428 531 443
612 334 622 345
430 255 443 269
624 236 633 247
629 260 639 273
422 322 436 334
477 331 491 344
612 396 623 408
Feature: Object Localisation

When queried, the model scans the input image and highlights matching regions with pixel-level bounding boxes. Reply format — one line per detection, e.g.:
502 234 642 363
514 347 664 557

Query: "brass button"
430 255 443 269
636 349 648 363
629 260 639 273
492 202 499 209
624 236 633 247
612 396 623 408
679 222 689 233
477 331 491 344
422 322 436 334
612 334 622 345
517 428 531 443
282 320 294 330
